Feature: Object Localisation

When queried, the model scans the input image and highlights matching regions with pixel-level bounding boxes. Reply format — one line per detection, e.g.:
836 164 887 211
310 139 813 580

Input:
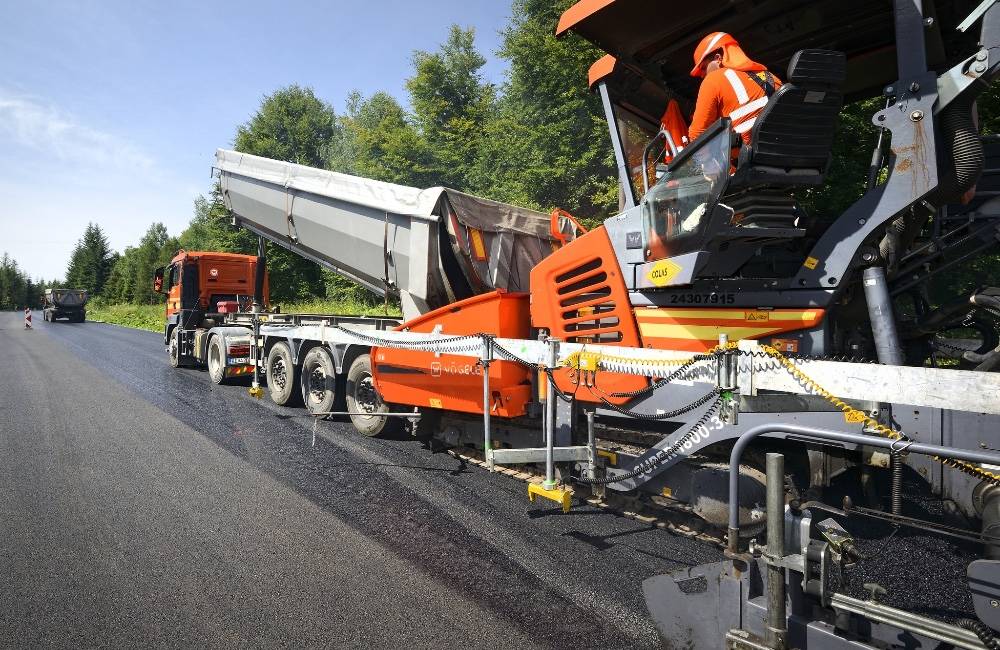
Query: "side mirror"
153 267 164 293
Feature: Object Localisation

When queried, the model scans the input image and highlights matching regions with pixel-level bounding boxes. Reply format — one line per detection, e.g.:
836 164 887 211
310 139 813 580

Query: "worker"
688 32 781 146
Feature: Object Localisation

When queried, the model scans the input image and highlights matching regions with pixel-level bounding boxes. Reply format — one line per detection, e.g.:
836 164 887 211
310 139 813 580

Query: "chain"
752 344 1000 487
338 325 999 487
563 340 1000 488
334 326 481 351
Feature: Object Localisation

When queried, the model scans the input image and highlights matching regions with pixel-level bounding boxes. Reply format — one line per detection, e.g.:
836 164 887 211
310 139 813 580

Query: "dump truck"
44 288 88 323
158 0 1000 646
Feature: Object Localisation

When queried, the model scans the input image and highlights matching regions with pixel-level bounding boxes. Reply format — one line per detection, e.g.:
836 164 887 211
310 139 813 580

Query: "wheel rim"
354 372 381 417
272 357 287 391
209 342 222 377
307 365 328 405
169 337 178 362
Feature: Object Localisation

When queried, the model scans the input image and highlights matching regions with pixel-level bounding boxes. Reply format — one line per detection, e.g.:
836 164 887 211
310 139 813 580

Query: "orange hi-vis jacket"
688 68 782 146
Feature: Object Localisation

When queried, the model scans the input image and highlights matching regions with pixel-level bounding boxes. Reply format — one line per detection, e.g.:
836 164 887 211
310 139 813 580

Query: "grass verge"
277 298 401 318
87 299 401 332
86 303 163 332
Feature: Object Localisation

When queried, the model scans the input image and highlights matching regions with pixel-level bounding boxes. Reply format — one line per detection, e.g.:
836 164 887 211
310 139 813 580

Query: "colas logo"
646 259 683 287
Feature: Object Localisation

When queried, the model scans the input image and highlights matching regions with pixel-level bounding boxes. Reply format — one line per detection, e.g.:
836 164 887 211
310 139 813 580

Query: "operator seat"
658 49 847 278
729 49 847 190
718 49 847 241
640 50 847 278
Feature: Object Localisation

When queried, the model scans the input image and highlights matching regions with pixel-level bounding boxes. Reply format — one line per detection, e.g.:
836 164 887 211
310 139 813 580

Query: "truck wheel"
207 336 228 385
301 346 336 416
168 330 182 368
345 354 398 437
266 342 302 406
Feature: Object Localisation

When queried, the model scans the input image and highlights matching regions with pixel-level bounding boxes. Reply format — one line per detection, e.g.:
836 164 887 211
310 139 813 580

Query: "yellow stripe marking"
638 323 782 339
634 308 820 322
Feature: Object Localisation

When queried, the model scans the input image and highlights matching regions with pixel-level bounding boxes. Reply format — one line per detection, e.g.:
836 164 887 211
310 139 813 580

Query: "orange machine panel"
634 307 825 352
529 225 647 404
372 290 533 417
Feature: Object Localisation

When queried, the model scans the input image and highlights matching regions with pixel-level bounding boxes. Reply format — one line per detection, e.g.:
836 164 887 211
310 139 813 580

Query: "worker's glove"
681 203 707 232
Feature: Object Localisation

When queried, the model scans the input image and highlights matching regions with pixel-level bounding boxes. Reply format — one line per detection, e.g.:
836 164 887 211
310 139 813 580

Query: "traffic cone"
24 306 32 329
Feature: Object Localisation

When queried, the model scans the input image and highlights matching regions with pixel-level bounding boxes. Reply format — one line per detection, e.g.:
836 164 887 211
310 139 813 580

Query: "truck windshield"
640 126 731 262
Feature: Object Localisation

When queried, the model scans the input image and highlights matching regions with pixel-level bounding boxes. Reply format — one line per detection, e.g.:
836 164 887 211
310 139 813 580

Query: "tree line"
0 253 63 309
55 1 614 306
51 0 1000 308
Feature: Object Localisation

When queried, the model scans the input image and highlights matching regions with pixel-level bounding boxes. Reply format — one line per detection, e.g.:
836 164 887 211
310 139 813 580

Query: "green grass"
87 303 164 332
87 298 401 332
277 298 401 318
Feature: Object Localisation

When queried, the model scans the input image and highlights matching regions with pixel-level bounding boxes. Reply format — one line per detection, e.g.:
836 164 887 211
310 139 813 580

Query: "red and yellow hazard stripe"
634 307 824 352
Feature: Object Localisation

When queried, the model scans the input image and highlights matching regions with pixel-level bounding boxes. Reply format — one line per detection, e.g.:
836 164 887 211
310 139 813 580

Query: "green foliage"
235 85 337 168
335 90 438 186
0 253 40 309
102 223 178 305
796 97 883 220
279 297 401 318
231 85 336 302
407 26 494 189
473 0 616 223
86 299 164 332
65 223 115 294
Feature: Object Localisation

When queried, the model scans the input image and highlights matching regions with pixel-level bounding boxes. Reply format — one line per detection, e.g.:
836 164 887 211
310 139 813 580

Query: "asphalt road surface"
0 311 723 648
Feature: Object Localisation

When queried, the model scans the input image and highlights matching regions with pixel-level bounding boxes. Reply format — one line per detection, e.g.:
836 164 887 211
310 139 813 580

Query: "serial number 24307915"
667 293 736 304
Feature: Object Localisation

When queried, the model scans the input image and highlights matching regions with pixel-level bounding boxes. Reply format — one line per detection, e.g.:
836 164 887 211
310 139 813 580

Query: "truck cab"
156 250 267 319
154 250 267 370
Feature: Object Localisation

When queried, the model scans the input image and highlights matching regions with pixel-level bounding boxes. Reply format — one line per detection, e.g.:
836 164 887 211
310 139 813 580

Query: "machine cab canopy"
559 0 981 105
559 0 984 203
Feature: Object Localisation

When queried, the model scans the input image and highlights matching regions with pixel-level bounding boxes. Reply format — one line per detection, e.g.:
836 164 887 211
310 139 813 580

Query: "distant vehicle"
44 288 88 323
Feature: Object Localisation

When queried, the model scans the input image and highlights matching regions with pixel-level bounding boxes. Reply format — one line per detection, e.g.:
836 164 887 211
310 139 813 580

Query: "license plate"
229 357 249 364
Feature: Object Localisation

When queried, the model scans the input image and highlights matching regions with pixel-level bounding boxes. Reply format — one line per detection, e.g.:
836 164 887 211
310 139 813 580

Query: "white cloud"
0 90 153 171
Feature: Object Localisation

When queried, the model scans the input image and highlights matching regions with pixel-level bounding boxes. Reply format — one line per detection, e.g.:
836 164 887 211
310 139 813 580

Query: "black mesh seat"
729 49 847 190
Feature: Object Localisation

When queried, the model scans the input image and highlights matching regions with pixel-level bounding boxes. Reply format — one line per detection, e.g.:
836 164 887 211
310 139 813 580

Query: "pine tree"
65 223 114 294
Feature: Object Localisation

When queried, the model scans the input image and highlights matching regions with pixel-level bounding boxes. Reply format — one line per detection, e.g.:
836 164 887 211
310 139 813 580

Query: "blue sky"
0 1 512 280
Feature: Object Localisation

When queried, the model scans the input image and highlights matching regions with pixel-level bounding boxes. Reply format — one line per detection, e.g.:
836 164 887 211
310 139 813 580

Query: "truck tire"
168 330 182 368
266 342 302 406
301 346 336 416
207 336 228 385
345 353 398 437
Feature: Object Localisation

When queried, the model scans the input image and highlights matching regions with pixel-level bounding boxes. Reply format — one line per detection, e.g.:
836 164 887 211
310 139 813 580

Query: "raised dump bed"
215 149 580 320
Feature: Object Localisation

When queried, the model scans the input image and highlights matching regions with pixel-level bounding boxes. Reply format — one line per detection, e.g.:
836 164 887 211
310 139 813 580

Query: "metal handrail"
727 423 1000 551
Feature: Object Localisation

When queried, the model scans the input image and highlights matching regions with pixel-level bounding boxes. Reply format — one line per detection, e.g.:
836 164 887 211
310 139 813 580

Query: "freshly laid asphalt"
0 311 724 648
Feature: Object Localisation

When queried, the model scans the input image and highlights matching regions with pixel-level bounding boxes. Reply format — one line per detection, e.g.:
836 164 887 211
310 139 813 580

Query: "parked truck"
44 288 88 323
158 0 1000 646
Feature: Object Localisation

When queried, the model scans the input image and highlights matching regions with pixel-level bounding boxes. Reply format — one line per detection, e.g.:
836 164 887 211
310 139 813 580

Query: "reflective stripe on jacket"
688 68 782 145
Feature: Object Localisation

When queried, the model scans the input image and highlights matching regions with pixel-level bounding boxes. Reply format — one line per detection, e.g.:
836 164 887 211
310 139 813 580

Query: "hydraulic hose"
957 618 1000 650
879 97 984 270
933 97 986 205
